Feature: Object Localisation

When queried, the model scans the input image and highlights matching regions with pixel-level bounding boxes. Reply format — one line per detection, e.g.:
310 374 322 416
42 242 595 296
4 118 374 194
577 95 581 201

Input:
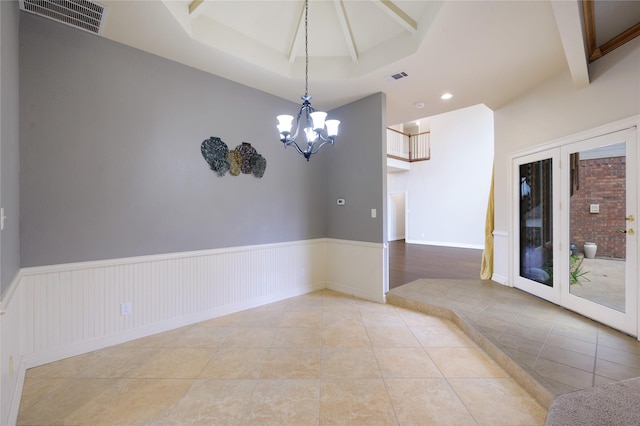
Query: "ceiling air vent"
386 71 409 82
19 0 107 35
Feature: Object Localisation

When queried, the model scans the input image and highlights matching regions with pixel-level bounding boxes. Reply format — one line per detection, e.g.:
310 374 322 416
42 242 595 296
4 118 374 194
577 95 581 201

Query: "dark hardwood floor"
388 240 483 289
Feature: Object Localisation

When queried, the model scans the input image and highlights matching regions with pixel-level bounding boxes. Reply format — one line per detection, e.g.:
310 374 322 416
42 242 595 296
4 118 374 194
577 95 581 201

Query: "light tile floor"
18 289 546 425
387 279 640 407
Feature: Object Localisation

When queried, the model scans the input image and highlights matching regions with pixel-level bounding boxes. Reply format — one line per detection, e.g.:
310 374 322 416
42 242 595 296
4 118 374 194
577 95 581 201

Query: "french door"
514 128 638 335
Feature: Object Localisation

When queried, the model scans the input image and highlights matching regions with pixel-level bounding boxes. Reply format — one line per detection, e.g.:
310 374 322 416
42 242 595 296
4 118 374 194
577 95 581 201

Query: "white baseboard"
404 239 484 250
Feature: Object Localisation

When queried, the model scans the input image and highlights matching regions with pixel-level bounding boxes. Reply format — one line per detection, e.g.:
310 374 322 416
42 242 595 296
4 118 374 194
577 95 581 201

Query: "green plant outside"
541 255 590 285
570 255 590 285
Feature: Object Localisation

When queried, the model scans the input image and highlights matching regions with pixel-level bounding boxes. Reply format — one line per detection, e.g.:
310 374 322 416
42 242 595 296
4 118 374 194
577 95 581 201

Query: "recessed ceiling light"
440 93 453 100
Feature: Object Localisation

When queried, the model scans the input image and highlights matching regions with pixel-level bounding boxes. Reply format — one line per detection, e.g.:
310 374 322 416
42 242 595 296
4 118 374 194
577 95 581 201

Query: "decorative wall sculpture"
201 137 266 178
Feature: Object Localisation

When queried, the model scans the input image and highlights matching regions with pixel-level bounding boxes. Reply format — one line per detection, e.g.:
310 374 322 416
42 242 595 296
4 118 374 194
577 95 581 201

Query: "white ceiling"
90 1 638 126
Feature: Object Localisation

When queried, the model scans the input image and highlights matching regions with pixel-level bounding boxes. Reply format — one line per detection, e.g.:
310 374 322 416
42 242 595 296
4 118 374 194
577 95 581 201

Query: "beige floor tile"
322 309 363 327
321 348 381 379
75 347 159 378
17 377 68 423
320 378 397 425
366 326 422 347
246 379 320 425
385 378 477 426
163 379 256 425
18 378 130 426
173 325 233 347
86 379 192 425
396 308 452 327
199 347 269 379
322 290 357 306
19 289 554 425
127 347 215 378
280 310 323 327
410 323 477 348
272 327 322 348
261 348 322 379
322 326 370 348
281 293 323 311
118 327 190 348
426 347 509 378
237 309 285 327
197 311 244 327
322 300 359 312
221 326 277 347
359 307 406 327
25 350 103 379
374 347 442 378
448 378 547 425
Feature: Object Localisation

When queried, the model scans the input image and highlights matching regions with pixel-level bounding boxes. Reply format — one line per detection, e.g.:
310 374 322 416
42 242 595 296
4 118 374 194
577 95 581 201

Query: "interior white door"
560 128 637 335
388 193 406 241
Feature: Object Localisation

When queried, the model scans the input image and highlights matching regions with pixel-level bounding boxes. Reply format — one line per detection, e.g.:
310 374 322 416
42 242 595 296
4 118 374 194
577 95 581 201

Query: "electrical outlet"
120 302 131 316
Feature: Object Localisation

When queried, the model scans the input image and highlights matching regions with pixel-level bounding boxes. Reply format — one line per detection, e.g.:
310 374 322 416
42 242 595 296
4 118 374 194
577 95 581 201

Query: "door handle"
617 228 635 235
626 215 635 222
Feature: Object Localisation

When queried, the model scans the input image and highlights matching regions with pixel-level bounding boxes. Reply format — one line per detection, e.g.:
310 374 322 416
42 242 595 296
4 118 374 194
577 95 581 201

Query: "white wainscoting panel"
21 240 327 365
492 230 509 285
0 238 389 425
0 239 329 425
0 272 29 426
324 239 387 303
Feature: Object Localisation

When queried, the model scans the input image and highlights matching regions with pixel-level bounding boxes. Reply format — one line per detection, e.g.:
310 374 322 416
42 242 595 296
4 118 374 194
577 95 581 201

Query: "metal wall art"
201 137 266 178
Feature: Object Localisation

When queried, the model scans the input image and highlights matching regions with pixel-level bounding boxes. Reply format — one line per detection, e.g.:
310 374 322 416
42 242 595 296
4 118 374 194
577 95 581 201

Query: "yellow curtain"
480 167 494 280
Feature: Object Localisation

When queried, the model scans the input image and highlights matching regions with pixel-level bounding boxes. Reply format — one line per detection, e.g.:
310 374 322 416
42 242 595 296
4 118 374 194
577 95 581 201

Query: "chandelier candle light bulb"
276 0 340 161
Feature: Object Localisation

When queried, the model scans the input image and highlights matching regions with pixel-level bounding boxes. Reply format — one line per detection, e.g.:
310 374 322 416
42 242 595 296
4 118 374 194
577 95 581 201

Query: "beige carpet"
545 377 640 426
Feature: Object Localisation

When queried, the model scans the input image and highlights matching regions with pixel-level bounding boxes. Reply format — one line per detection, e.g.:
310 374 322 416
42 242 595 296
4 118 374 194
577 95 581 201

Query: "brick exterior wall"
569 156 626 259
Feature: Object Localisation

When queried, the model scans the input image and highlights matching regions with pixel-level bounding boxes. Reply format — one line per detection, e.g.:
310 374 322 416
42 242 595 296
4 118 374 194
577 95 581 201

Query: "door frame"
559 128 638 335
509 117 639 336
512 148 562 304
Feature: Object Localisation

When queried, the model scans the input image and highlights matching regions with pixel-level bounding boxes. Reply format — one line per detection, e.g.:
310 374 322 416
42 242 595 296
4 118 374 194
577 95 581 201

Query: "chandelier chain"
275 0 340 161
304 0 309 97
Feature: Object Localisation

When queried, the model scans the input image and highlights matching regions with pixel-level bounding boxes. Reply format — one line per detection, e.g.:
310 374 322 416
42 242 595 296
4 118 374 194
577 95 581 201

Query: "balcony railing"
387 128 430 162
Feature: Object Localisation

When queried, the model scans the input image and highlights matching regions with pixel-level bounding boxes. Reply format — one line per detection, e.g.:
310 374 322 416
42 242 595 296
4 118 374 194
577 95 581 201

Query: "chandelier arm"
284 140 308 157
308 139 334 156
287 100 311 142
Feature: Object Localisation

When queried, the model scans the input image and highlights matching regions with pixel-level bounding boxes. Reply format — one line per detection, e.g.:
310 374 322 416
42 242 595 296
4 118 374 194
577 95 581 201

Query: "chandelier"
276 0 340 161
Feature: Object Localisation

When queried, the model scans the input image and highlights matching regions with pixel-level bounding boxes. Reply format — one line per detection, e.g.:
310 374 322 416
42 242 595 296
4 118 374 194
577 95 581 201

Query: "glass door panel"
561 128 637 335
519 159 553 286
513 150 560 303
568 142 626 311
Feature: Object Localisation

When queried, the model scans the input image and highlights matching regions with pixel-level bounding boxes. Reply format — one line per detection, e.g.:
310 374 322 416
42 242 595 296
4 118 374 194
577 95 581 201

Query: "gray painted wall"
19 13 386 267
1 1 21 294
19 13 329 267
325 93 386 243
